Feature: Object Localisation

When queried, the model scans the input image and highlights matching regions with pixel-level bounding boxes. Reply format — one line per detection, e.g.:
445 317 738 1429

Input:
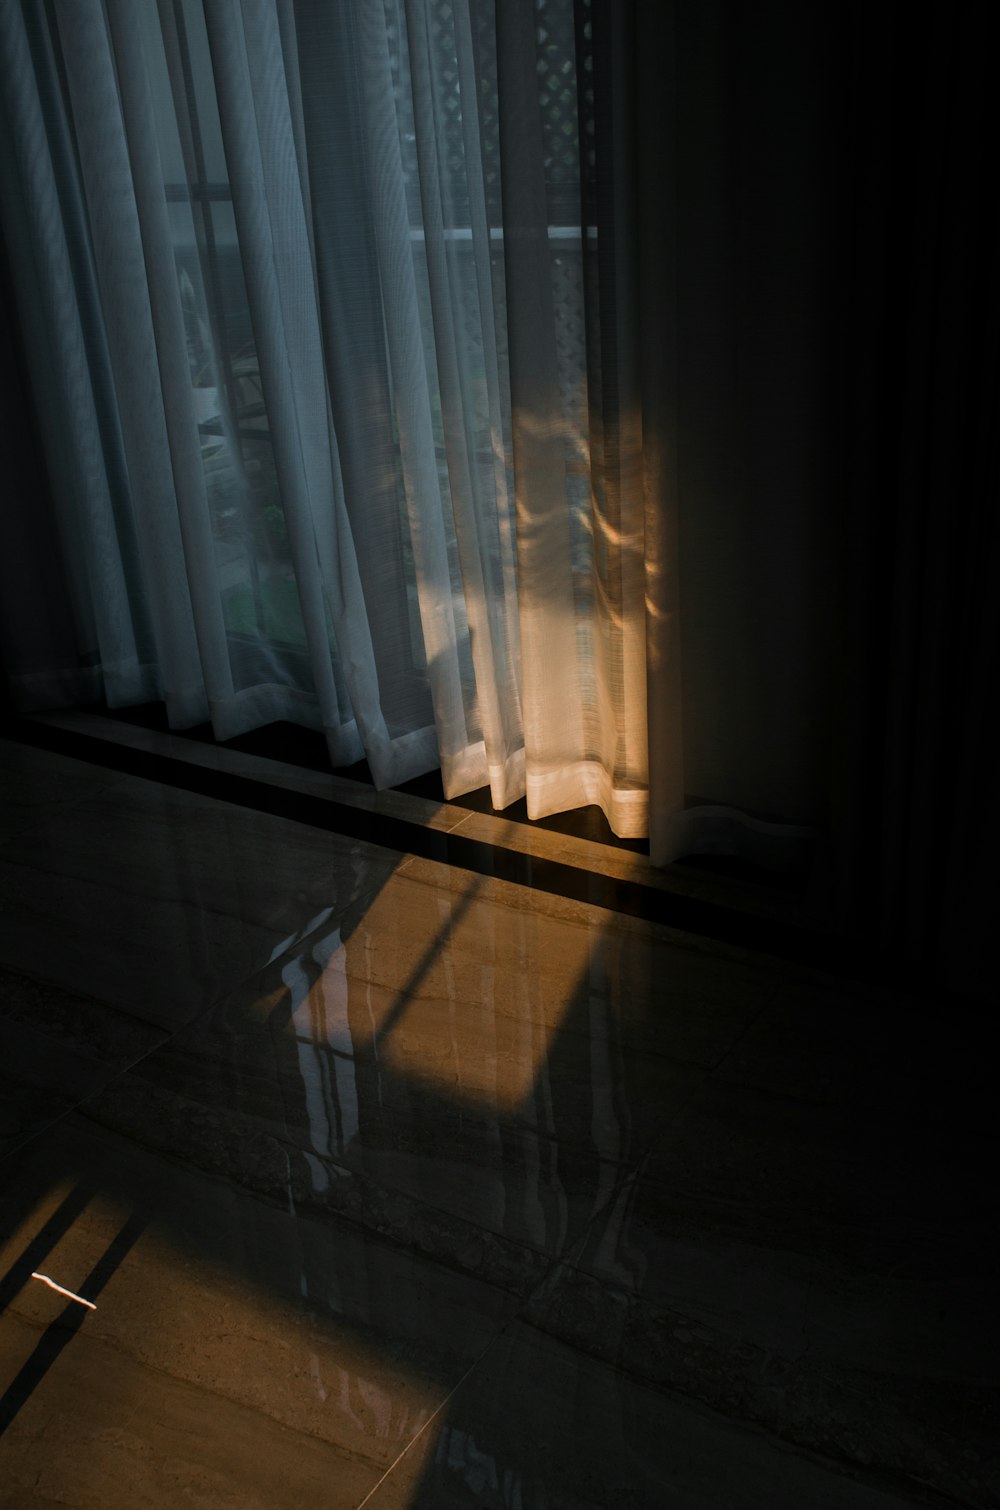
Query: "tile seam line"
0 719 848 975
351 1336 496 1510
349 1151 653 1508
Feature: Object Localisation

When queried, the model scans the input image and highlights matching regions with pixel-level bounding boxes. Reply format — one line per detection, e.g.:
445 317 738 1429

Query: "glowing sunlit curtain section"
496 0 650 837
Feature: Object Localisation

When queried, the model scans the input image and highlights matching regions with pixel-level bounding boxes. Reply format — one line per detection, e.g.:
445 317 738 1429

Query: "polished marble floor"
0 730 996 1508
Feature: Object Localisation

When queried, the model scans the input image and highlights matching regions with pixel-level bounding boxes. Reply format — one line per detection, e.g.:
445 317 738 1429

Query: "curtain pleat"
108 0 236 711
353 0 474 780
495 0 588 821
405 0 524 809
0 0 146 706
54 1 212 721
203 0 361 748
633 2 685 866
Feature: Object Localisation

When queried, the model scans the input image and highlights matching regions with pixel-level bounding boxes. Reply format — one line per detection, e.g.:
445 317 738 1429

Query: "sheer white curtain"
6 3 995 992
0 0 659 836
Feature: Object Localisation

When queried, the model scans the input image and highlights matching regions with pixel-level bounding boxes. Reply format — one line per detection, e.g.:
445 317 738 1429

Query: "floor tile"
0 1311 378 1510
0 967 164 1155
511 1028 1000 1508
368 858 777 1068
0 1113 520 1506
361 1321 927 1509
0 772 402 1030
79 858 773 1276
712 978 996 1139
0 740 127 845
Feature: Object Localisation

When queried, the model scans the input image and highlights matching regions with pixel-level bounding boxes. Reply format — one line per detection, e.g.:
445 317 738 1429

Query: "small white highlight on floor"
30 1272 97 1310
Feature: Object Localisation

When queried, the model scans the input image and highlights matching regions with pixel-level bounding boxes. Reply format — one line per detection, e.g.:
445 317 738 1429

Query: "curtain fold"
405 0 524 811
496 0 653 838
831 3 1000 998
0 0 153 709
